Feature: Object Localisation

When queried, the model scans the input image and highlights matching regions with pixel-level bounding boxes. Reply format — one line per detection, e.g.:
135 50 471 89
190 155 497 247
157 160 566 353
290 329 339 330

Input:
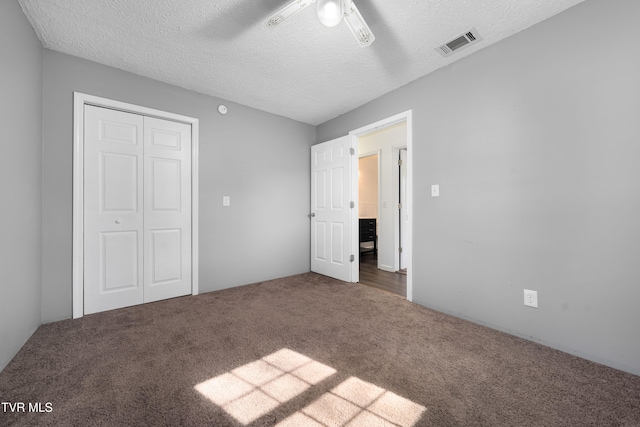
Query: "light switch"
431 185 440 197
223 196 231 206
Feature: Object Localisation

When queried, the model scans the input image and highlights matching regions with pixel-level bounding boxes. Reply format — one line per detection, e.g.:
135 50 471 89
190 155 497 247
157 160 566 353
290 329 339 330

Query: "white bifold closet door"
83 105 192 315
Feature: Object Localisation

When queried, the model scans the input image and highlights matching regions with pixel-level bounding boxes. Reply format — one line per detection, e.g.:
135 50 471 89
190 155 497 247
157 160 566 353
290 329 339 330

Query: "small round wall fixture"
218 105 228 115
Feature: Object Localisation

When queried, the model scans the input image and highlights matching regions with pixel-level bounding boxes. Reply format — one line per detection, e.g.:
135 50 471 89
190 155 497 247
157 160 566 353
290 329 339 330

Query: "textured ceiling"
19 0 585 125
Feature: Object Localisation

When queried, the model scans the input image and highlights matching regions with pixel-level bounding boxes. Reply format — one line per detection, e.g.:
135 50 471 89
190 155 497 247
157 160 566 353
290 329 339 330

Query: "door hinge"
398 202 402 210
350 201 355 209
399 247 403 253
398 159 403 166
350 147 355 155
350 254 355 262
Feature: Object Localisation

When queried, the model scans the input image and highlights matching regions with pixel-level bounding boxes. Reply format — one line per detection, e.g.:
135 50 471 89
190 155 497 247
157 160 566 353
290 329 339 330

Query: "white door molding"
73 92 200 318
349 110 413 301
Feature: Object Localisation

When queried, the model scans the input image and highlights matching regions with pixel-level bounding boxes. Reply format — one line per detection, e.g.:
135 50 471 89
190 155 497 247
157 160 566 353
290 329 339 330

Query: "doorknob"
309 213 315 218
115 219 121 224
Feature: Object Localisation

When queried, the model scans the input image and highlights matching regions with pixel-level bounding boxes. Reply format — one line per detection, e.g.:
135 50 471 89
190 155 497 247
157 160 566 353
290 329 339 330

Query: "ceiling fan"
265 0 375 48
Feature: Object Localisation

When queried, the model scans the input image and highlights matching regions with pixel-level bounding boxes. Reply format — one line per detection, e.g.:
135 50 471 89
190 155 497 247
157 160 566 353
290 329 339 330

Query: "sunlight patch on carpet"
194 348 336 424
195 348 425 426
278 376 426 427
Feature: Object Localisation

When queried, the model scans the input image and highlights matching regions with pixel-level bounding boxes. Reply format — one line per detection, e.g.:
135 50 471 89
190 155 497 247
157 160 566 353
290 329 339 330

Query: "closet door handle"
115 219 121 224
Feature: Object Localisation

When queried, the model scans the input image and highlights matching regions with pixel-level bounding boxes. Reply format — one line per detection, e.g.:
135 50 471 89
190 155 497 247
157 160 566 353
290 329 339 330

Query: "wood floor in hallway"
358 252 406 297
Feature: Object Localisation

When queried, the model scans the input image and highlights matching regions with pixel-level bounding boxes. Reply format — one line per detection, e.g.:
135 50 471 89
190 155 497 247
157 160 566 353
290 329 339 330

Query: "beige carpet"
1 272 639 426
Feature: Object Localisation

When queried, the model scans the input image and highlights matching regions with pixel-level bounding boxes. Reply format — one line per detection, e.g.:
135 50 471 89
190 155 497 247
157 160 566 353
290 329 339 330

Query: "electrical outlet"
524 289 538 308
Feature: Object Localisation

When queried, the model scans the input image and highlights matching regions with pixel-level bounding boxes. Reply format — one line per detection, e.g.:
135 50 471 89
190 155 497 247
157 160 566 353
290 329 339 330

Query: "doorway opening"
358 153 379 258
350 111 412 300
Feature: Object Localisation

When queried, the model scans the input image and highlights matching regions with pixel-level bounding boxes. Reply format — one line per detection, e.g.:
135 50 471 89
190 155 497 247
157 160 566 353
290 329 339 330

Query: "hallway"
358 252 406 297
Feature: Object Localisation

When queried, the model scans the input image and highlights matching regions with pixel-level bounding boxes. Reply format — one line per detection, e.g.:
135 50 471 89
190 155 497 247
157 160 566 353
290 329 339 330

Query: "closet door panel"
84 106 144 314
143 116 192 303
83 106 193 314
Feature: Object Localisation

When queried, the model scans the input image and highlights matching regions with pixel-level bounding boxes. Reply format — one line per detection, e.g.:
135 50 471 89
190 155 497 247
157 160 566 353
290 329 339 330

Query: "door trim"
349 110 413 301
72 92 200 319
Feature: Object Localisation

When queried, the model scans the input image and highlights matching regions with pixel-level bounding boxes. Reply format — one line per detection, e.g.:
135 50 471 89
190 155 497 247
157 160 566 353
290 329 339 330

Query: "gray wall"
42 51 315 322
317 0 640 375
0 0 43 372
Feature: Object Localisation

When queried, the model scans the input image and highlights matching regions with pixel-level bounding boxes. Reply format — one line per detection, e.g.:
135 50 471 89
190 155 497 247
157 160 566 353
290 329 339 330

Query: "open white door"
311 136 353 282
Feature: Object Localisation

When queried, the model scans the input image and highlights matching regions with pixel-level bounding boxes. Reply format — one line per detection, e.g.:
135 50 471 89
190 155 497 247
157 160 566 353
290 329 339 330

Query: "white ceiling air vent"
436 28 482 57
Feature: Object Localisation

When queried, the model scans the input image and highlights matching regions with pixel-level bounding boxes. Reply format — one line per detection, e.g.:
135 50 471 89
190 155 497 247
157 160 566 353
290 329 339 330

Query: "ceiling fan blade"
343 0 375 47
265 0 316 27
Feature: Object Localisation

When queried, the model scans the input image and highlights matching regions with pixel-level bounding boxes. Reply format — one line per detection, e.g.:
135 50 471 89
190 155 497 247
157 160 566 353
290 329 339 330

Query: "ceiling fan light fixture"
344 1 375 47
265 0 374 48
317 0 344 27
266 0 315 26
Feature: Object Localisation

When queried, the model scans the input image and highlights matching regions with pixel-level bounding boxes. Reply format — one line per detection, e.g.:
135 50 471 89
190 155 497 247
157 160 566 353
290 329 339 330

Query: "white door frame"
397 148 408 270
349 110 413 301
72 92 200 319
